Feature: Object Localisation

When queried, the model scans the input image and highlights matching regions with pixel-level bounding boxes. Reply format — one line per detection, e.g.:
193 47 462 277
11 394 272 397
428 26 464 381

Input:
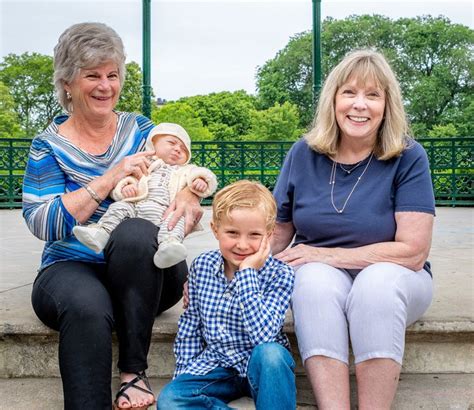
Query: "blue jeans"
157 343 296 409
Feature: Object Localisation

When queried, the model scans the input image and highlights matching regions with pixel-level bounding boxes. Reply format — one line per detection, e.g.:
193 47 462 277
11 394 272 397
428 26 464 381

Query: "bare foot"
115 372 155 409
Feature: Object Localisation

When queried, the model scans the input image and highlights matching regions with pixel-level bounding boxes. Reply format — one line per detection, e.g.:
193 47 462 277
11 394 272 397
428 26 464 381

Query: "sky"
1 0 473 101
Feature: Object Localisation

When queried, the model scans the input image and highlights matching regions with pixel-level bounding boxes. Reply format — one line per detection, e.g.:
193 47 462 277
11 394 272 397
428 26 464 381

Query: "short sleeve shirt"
273 138 435 273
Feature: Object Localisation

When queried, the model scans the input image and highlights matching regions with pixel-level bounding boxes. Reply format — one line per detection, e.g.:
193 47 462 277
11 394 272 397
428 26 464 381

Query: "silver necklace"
330 153 374 214
339 160 363 174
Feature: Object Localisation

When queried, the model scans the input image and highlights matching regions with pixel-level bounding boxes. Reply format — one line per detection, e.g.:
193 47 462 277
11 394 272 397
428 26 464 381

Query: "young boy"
158 180 296 409
73 122 217 269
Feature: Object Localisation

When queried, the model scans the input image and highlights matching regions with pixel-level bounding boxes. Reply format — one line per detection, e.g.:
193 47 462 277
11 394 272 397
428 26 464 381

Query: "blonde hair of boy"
305 49 410 160
212 180 277 233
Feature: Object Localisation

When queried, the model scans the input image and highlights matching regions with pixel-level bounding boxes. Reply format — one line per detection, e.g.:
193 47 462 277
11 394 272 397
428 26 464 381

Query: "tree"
178 91 257 141
394 16 473 133
256 32 314 126
245 102 303 141
0 82 23 138
151 101 213 141
0 52 61 137
116 62 146 114
255 15 474 136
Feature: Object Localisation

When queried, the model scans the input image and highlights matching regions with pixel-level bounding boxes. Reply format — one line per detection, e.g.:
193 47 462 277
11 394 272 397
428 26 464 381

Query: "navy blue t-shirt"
273 138 435 273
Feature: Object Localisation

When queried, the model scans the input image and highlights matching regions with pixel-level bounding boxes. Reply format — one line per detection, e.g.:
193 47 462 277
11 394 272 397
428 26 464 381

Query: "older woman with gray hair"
22 22 202 409
272 49 435 409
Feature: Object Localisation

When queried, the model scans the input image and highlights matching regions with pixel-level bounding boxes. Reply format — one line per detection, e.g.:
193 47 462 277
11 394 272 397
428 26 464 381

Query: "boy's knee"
249 343 293 371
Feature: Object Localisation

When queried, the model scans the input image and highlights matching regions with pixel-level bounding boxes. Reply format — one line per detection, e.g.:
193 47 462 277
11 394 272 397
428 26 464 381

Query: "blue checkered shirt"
174 249 295 378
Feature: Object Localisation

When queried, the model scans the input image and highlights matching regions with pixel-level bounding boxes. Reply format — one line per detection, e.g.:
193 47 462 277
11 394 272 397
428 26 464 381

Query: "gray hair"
53 22 126 112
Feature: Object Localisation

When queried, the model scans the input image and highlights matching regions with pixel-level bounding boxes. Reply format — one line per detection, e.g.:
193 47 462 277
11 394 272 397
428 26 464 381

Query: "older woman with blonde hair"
272 49 435 409
23 22 202 409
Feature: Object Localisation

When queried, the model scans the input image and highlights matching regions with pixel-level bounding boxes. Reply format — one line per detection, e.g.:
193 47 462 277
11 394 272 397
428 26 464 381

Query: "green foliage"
0 82 23 138
255 15 474 136
256 32 314 126
245 102 303 141
428 124 458 138
116 62 147 113
177 91 257 140
394 16 474 131
0 52 61 137
151 101 213 141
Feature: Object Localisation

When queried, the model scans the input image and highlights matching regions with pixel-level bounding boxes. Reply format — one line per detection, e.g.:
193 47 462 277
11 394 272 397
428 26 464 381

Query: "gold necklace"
329 153 374 214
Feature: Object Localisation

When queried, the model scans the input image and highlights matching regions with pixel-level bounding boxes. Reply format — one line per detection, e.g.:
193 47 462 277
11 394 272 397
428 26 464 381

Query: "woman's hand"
103 150 154 189
164 187 203 235
240 234 271 271
275 243 325 267
182 280 189 309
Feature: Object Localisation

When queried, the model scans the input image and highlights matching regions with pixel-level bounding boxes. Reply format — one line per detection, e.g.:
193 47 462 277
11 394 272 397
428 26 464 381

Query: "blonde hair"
212 180 277 232
53 22 126 113
305 49 410 160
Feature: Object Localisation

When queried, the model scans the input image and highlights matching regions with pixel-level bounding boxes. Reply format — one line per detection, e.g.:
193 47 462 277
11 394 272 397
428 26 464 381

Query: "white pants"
291 262 433 365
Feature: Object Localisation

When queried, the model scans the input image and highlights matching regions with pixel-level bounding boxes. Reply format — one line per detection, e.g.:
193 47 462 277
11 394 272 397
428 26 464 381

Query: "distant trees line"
0 15 472 141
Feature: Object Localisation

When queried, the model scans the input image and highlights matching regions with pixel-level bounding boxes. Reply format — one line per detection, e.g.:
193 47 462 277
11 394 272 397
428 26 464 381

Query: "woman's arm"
275 211 434 272
271 221 295 255
62 151 153 224
164 187 204 235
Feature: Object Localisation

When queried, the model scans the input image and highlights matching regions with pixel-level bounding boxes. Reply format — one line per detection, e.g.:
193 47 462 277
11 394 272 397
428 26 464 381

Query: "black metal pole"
312 0 322 102
142 0 152 118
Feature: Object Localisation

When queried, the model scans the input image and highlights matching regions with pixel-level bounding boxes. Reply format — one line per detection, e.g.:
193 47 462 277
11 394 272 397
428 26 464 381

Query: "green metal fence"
1 137 472 208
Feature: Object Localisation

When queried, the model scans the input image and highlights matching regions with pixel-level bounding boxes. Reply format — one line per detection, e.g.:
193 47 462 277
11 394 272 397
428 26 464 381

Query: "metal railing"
1 137 472 208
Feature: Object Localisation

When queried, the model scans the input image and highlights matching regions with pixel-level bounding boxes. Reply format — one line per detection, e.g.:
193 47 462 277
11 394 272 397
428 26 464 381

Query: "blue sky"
1 0 472 100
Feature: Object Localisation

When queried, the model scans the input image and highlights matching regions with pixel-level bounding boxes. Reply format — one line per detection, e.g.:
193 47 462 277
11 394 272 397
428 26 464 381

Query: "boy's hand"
191 178 208 193
122 184 138 198
239 234 271 272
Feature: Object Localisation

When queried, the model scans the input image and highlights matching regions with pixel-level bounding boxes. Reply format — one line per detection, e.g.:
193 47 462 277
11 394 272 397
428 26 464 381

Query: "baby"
73 122 218 269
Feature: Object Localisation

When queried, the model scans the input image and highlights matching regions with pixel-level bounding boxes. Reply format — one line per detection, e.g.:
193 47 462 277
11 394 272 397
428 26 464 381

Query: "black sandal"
114 371 156 409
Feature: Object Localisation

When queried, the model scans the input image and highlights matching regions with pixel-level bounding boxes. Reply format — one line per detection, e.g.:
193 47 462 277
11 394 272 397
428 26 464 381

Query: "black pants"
31 218 187 409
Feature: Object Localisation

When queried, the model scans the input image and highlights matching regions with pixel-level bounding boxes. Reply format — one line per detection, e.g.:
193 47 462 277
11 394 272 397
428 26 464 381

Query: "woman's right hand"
182 280 189 309
103 150 154 189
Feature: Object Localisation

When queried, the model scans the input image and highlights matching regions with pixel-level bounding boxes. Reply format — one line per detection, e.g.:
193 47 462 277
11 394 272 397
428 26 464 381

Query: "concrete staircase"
0 208 473 408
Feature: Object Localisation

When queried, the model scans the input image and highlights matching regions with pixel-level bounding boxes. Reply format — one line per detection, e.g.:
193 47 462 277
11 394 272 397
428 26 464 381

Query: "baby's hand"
240 234 271 272
192 178 208 193
122 184 138 198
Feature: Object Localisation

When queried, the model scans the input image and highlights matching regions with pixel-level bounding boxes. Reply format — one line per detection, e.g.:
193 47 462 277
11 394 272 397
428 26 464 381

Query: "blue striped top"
22 112 154 271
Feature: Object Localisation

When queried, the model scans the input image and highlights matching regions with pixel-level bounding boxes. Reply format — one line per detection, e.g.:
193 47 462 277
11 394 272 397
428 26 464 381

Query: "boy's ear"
210 221 219 238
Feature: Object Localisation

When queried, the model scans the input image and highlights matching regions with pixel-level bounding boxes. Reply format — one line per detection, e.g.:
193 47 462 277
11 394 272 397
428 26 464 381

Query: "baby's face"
153 134 188 165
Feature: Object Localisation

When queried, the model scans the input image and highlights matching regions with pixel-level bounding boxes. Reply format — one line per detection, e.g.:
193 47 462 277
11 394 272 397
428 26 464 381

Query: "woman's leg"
158 368 245 409
291 263 353 409
348 262 433 409
103 218 187 406
246 343 296 410
31 261 114 410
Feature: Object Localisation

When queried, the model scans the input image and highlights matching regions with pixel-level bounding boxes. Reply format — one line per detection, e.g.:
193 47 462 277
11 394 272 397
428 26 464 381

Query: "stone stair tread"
1 286 473 338
0 374 473 409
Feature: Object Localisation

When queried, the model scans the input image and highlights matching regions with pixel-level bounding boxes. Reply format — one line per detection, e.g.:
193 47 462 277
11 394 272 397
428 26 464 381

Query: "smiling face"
211 207 269 278
335 76 386 146
152 134 189 165
65 60 121 119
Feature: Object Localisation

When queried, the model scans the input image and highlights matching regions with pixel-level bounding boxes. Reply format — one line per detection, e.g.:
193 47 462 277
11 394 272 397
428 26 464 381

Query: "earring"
66 91 72 100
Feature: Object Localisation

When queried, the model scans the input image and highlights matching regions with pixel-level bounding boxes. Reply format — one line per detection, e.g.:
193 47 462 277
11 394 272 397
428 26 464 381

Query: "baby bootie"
73 224 110 253
154 238 187 269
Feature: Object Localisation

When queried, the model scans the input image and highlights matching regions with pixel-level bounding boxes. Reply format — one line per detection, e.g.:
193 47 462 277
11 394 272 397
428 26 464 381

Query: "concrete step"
0 374 473 409
1 285 473 378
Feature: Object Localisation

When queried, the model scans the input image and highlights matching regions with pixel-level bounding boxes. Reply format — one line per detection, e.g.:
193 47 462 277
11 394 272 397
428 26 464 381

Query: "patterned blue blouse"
22 112 154 271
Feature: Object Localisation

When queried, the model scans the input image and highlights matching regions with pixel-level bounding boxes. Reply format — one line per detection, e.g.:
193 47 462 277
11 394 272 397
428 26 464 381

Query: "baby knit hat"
146 123 192 163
